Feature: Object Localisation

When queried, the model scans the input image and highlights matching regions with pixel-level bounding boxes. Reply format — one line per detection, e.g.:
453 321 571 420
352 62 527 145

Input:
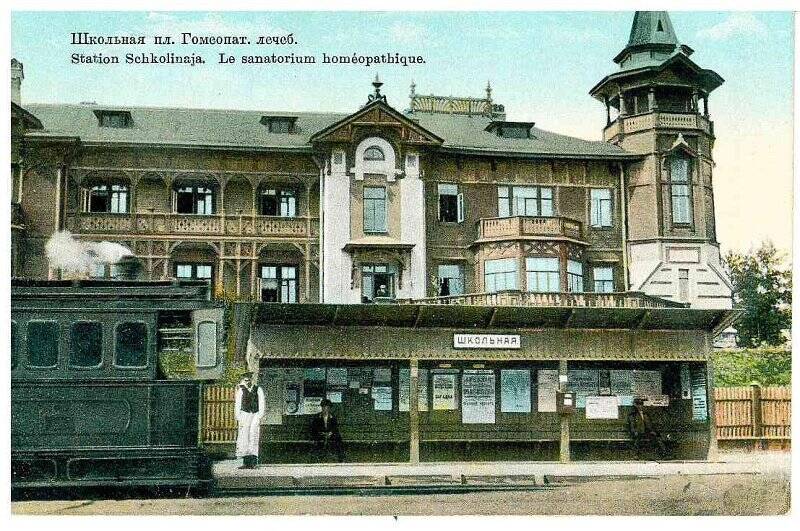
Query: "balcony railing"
478 216 583 242
399 290 687 309
67 212 317 239
603 111 712 141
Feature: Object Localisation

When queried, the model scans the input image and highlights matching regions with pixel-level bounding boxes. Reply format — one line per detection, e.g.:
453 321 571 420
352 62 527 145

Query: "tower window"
669 157 693 225
657 20 664 32
363 146 385 161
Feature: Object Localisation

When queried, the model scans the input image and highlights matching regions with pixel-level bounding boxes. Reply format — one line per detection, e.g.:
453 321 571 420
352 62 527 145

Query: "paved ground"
12 453 791 516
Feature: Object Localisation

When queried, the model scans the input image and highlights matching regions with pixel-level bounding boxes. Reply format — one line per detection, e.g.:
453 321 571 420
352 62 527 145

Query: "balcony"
478 216 584 243
399 290 687 309
67 212 318 239
603 111 713 141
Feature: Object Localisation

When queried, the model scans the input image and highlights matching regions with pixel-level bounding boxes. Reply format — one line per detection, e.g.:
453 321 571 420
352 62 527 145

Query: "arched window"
363 146 385 161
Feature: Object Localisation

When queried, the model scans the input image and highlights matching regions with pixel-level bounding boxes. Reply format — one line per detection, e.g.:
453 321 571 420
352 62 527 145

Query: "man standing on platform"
235 372 265 469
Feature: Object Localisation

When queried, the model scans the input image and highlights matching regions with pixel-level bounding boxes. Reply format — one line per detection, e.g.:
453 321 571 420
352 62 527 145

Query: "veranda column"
409 358 420 464
559 359 571 463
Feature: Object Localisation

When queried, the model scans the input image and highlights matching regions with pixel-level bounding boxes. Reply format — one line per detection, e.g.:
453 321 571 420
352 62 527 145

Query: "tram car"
11 258 225 491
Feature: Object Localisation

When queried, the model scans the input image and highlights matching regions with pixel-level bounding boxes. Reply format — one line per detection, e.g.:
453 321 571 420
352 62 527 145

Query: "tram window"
197 321 217 367
27 321 59 368
70 322 103 368
11 321 18 370
115 322 148 367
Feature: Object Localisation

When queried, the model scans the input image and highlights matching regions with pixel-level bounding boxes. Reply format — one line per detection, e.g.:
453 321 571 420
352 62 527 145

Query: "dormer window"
94 110 132 128
485 121 535 139
363 146 385 161
260 116 297 134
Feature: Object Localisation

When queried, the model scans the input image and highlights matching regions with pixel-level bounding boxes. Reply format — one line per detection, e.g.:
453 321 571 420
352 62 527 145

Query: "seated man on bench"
627 399 667 459
311 398 346 462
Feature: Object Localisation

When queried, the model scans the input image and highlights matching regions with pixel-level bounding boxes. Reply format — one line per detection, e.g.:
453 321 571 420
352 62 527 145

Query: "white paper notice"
462 370 496 424
644 394 669 407
302 396 323 415
537 369 559 412
500 369 531 413
432 373 457 410
585 395 619 419
326 368 348 387
372 386 393 411
325 391 343 404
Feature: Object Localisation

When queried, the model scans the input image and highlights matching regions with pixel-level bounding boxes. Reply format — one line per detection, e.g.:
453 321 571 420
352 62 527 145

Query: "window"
363 186 387 233
27 321 58 368
260 188 297 217
70 321 103 368
11 321 18 370
437 264 465 296
363 146 385 161
260 116 297 134
593 266 614 293
498 186 553 217
97 111 132 128
484 258 517 293
260 265 298 302
590 188 613 228
175 185 214 215
438 184 464 223
115 322 148 367
567 260 584 292
362 264 396 303
87 184 129 213
678 268 690 302
670 157 692 225
197 321 217 367
175 263 213 283
526 257 560 293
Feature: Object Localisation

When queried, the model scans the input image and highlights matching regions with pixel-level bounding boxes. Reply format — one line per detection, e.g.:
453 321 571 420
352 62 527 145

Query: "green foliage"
723 241 792 348
713 348 792 387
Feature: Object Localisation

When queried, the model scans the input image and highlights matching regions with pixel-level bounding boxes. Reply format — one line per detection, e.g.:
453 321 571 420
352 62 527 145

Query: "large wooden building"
11 11 738 462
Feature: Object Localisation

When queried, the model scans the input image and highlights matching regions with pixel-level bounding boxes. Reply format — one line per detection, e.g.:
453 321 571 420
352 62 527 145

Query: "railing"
603 111 713 140
479 216 584 241
399 290 688 309
67 212 318 238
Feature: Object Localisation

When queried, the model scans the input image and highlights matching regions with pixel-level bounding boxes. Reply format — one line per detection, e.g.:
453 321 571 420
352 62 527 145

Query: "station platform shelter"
234 292 738 463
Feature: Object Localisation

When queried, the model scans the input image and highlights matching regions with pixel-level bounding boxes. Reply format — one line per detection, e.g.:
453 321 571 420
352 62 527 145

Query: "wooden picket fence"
714 385 791 446
200 384 792 447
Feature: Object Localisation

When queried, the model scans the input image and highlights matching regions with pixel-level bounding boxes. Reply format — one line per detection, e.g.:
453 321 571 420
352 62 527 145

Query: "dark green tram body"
11 280 224 490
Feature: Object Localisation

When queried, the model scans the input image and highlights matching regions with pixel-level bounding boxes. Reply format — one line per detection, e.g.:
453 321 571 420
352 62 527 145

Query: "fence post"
750 382 763 450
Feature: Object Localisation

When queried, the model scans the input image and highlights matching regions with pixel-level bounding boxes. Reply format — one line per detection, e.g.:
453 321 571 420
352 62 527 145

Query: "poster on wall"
284 368 304 415
303 367 326 381
632 370 662 399
568 369 599 408
644 395 670 407
610 370 634 406
302 396 323 415
432 373 457 410
680 364 692 399
302 376 325 415
372 386 393 411
537 369 559 412
500 369 531 413
585 395 619 419
325 391 343 404
326 367 348 387
690 365 709 421
598 369 612 395
399 368 410 412
462 369 496 424
263 368 285 425
374 367 392 384
419 368 429 412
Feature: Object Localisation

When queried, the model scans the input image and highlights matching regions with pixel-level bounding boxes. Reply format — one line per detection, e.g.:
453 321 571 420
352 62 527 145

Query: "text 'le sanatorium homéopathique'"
68 32 427 67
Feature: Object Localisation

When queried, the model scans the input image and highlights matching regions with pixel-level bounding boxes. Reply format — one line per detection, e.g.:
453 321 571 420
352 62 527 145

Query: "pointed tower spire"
614 11 687 69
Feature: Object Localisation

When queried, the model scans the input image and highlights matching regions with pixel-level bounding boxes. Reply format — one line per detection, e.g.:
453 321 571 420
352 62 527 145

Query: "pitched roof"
24 102 632 159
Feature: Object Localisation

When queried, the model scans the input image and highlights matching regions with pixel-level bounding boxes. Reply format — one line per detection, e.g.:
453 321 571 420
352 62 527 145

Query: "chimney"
11 58 24 106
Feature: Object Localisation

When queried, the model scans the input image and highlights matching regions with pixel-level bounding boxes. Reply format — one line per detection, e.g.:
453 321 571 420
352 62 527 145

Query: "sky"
10 10 794 257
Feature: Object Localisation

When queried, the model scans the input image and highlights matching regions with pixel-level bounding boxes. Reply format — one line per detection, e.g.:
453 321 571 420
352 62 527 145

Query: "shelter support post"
559 359 570 463
705 337 719 460
409 358 420 464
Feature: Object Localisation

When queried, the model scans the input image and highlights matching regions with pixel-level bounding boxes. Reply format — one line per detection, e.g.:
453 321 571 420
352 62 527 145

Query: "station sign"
453 333 521 349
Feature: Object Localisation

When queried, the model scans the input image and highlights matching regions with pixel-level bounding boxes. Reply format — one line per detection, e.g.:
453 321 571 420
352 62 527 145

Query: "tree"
723 241 792 348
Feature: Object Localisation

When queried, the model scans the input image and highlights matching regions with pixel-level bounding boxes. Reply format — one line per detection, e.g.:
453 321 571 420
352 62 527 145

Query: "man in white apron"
235 372 265 469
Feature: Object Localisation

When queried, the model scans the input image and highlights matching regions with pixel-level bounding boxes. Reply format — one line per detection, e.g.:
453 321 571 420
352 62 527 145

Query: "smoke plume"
46 230 133 275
